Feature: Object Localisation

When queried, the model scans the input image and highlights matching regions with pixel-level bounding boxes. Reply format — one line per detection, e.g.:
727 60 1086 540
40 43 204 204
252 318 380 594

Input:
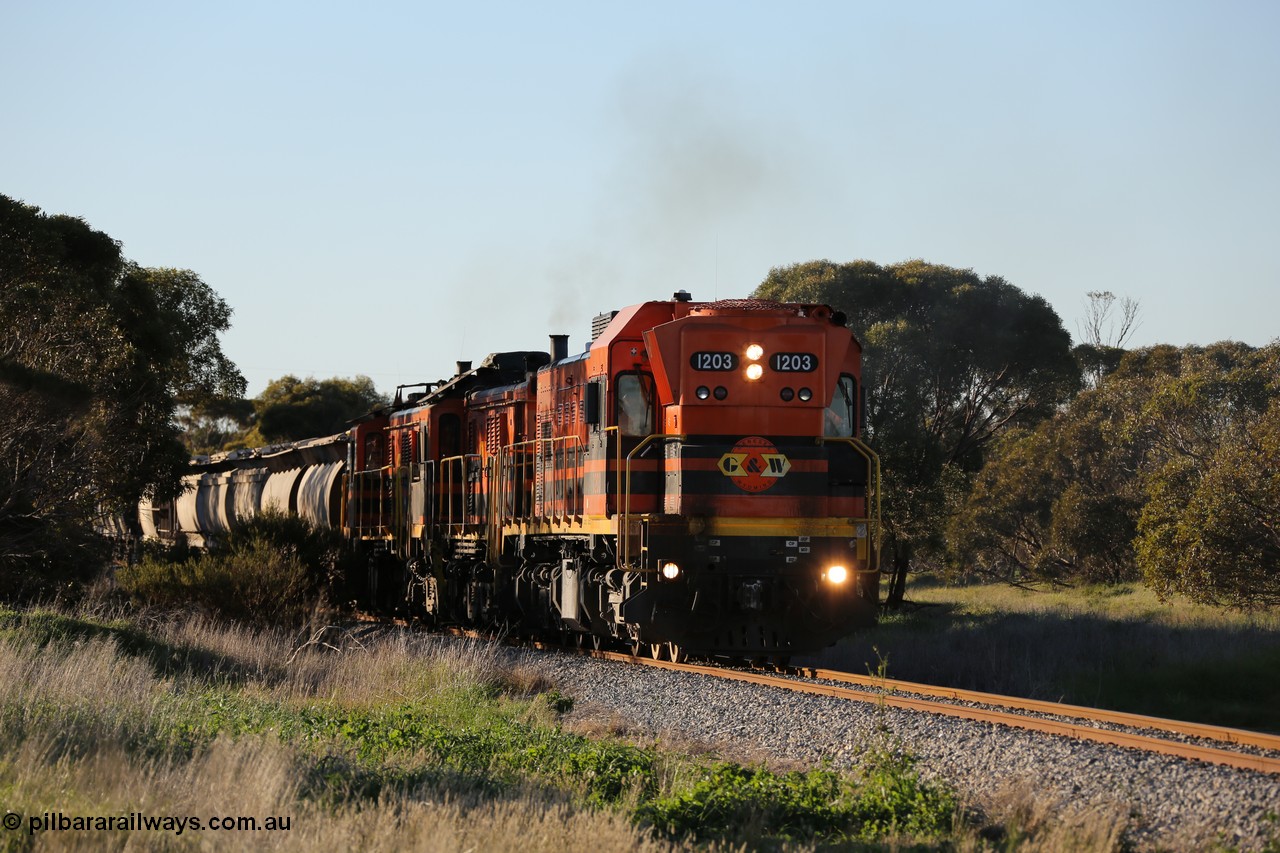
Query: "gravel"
525 648 1280 851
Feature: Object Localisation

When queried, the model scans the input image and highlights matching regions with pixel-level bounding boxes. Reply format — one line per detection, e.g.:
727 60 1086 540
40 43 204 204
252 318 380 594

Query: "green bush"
636 752 954 844
117 510 351 626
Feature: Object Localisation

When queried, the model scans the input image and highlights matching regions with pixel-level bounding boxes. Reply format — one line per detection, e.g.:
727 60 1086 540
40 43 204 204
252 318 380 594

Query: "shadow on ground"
796 588 1280 733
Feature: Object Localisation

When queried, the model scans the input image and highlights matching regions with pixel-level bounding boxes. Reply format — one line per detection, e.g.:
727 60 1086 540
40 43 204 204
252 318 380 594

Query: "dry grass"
0 612 681 853
947 779 1132 853
2 735 677 853
0 606 990 851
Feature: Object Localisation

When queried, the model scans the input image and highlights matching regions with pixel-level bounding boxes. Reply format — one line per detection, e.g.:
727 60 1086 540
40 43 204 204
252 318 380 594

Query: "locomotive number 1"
691 351 738 371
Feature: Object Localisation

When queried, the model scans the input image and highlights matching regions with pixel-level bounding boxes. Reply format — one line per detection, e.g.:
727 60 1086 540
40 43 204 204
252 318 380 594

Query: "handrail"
620 432 684 569
494 433 587 527
816 435 882 571
438 454 481 534
348 465 394 540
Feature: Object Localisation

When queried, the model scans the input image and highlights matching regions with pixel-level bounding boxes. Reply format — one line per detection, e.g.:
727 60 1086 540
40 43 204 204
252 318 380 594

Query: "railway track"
568 646 1280 775
377 620 1280 776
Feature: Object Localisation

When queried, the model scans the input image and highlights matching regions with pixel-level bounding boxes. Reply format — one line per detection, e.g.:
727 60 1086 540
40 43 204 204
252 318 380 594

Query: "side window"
616 373 655 437
824 375 856 438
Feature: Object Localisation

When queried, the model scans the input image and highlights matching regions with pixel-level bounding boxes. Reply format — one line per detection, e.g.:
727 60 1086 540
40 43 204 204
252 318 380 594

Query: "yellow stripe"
698 516 866 538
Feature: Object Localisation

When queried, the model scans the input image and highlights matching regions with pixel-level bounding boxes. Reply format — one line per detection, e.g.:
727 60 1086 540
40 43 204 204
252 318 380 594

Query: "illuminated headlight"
745 363 764 381
745 343 764 361
661 561 681 580
826 565 849 585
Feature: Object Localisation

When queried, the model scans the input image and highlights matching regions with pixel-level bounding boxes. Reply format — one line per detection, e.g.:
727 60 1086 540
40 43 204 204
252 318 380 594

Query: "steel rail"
797 667 1280 754
368 622 1280 775
577 649 1280 776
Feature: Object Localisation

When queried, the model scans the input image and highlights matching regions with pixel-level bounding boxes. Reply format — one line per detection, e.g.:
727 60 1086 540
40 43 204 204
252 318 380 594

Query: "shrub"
117 510 352 627
636 753 954 844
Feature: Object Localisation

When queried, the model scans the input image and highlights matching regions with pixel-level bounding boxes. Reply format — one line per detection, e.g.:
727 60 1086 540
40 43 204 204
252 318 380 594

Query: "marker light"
661 562 681 580
696 386 711 400
745 363 764 381
826 565 849 585
714 386 728 400
745 344 764 361
798 387 813 401
780 387 795 401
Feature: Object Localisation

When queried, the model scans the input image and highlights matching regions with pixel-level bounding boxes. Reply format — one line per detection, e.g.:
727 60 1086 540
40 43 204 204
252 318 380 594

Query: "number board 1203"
770 352 818 372
690 351 738 371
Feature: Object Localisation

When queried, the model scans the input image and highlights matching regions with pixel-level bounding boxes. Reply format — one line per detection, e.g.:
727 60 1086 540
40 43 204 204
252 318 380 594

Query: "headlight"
745 343 764 361
661 561 681 580
826 565 849 584
745 363 764 381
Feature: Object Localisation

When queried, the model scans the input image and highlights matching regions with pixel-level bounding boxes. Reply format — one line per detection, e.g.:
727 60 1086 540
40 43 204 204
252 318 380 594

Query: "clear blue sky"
5 1 1278 396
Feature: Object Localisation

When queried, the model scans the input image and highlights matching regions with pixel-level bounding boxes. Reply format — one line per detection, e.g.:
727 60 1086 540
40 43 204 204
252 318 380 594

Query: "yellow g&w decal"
718 436 791 493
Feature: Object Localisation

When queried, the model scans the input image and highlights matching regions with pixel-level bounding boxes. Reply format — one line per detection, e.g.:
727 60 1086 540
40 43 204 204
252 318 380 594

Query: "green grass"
810 576 1280 732
0 605 958 851
1076 645 1280 733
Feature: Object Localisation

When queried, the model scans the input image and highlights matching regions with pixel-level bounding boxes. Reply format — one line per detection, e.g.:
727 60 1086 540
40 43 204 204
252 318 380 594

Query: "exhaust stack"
549 334 569 362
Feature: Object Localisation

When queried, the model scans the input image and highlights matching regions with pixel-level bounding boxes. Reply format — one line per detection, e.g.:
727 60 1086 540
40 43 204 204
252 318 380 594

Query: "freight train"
141 292 881 662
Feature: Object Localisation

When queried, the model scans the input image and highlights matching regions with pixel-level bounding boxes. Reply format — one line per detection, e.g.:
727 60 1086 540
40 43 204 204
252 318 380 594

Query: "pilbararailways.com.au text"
3 811 292 835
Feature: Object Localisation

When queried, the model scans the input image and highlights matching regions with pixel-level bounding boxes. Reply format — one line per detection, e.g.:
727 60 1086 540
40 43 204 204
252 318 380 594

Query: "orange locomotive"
348 291 880 661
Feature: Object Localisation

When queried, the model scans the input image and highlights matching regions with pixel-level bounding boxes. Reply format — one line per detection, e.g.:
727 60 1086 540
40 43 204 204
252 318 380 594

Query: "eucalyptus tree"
221 374 388 450
948 346 1184 585
953 341 1280 605
1135 342 1280 605
0 194 244 594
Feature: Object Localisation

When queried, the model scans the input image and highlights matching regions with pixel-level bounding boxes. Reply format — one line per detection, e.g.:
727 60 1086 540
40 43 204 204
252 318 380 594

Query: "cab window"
824 375 857 438
616 373 655 436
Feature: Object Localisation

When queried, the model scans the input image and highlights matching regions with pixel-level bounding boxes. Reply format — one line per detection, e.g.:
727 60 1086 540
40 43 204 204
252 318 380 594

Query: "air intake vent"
591 311 618 342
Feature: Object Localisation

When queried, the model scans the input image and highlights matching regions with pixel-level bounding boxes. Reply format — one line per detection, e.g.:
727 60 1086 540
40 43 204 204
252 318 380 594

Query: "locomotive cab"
583 297 879 658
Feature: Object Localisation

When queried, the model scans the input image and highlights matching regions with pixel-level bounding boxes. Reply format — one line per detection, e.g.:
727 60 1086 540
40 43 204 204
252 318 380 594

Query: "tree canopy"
219 375 388 450
952 342 1280 606
754 260 1080 605
0 194 244 594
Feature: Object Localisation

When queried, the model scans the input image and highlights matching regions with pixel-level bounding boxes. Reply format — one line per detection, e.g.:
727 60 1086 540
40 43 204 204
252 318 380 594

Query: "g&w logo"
717 436 791 493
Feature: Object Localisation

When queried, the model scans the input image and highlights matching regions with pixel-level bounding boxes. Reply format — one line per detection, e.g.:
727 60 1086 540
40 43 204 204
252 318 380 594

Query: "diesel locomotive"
142 292 881 661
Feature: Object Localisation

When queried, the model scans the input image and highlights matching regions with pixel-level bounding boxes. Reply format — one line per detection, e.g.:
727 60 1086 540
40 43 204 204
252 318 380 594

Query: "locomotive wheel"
591 633 604 651
573 632 585 649
667 643 687 664
648 642 664 661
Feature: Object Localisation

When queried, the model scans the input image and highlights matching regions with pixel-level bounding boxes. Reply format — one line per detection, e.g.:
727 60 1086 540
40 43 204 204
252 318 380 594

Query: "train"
141 292 881 662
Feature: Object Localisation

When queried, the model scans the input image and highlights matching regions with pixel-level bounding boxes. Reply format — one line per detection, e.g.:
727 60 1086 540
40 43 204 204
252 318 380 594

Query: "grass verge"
0 606 958 852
